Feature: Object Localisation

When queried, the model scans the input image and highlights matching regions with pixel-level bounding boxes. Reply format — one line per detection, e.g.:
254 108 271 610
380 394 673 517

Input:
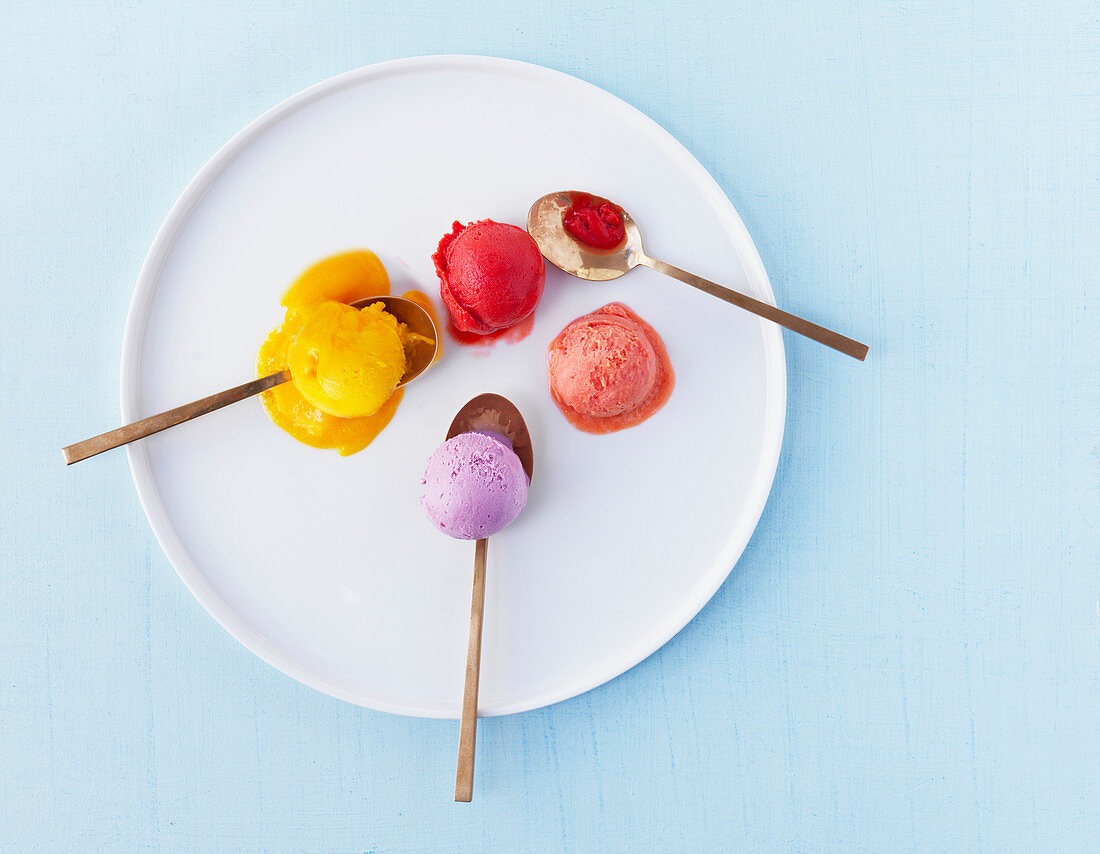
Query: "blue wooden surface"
2 2 1097 851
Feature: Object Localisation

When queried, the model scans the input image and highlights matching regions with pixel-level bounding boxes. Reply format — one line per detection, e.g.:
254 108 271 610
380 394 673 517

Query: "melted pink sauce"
447 312 536 351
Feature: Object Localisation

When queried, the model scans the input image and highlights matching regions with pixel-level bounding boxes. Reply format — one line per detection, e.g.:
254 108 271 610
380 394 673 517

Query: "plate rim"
121 54 787 718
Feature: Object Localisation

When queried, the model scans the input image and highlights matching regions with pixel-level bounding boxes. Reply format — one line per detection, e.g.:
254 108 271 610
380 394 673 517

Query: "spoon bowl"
446 392 534 481
527 190 869 360
526 190 643 281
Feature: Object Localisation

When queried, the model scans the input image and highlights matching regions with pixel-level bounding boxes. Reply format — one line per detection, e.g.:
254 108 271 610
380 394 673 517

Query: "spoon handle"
455 537 488 802
640 256 868 361
61 370 291 465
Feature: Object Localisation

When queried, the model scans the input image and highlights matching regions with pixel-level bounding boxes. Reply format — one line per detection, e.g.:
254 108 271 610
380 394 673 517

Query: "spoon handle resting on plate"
455 536 488 802
61 370 290 465
639 256 869 361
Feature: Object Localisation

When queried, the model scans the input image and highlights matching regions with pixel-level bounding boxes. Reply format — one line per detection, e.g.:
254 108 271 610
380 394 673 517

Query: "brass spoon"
446 393 534 803
61 296 438 465
527 191 868 360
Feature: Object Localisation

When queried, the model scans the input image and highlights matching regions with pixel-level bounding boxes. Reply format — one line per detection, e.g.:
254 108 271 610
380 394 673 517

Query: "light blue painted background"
2 1 1096 850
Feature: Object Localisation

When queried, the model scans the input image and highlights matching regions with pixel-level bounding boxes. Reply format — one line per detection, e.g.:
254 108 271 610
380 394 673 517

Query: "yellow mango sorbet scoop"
288 301 409 419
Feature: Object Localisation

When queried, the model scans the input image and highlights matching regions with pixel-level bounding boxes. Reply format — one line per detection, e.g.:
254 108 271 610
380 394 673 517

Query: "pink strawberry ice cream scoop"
547 302 675 434
420 431 529 540
432 219 546 335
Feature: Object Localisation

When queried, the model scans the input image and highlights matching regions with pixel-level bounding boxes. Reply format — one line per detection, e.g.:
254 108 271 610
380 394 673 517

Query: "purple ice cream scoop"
420 431 529 540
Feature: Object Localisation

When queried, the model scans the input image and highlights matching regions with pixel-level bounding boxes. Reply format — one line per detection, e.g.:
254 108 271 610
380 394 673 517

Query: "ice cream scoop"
548 302 674 433
527 190 869 360
62 295 437 464
288 301 411 419
550 307 659 418
421 432 529 539
426 393 533 803
433 219 545 335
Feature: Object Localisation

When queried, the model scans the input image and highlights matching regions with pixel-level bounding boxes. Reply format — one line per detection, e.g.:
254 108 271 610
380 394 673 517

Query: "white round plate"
123 56 785 717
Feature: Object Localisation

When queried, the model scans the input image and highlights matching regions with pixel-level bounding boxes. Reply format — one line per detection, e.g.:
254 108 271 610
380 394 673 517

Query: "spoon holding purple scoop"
443 393 533 803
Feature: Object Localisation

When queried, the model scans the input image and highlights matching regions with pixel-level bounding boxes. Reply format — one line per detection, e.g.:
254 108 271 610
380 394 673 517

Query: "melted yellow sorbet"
257 250 438 456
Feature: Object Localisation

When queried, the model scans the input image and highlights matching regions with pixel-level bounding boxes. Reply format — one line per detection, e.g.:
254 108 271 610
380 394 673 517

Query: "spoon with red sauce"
527 191 868 361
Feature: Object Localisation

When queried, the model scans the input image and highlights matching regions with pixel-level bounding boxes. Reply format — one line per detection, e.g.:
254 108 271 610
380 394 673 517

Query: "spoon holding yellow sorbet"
61 295 437 465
